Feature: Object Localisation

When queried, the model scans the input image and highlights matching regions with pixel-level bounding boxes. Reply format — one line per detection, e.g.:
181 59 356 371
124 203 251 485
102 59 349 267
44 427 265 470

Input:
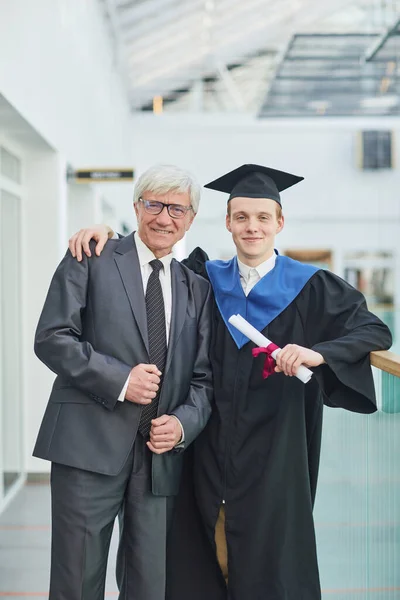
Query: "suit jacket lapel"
114 233 149 354
165 259 187 373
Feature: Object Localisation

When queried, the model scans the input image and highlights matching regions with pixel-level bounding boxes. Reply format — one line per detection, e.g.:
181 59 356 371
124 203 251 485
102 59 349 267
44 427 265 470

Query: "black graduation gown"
166 255 392 600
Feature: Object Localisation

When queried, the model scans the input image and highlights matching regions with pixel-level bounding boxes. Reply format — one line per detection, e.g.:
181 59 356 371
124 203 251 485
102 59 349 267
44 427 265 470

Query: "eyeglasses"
138 198 193 220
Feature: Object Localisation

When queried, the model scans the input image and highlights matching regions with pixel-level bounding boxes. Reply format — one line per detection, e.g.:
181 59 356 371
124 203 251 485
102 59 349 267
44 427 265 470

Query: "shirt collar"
237 252 277 281
134 231 173 271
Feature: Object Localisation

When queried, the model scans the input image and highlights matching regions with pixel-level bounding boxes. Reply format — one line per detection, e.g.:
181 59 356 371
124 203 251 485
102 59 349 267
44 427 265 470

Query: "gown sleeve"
181 246 210 279
300 270 392 414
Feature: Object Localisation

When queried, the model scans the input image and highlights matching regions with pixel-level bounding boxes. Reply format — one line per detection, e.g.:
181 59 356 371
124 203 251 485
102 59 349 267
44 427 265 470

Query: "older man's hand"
275 345 325 377
125 364 161 405
147 415 183 454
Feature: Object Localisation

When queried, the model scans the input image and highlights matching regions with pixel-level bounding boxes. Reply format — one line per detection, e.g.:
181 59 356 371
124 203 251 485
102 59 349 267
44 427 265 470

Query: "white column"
23 150 68 472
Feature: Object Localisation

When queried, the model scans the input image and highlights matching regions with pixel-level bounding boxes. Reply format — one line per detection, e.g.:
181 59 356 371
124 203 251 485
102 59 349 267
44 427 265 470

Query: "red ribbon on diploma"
252 343 280 379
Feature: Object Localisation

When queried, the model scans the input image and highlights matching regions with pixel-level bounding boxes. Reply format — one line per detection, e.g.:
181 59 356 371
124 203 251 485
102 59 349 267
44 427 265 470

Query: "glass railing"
315 336 400 598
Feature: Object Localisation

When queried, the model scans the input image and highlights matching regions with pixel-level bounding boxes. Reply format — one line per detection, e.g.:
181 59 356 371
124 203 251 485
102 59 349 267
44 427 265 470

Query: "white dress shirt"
237 252 277 296
116 232 184 443
132 231 173 343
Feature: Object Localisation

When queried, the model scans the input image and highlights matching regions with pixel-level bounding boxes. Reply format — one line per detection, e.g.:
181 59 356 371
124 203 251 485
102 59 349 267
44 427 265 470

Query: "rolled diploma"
228 314 313 384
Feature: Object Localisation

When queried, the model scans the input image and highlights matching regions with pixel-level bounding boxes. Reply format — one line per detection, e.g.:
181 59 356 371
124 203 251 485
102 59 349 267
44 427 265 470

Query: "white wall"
0 0 135 472
0 1 130 163
0 0 135 228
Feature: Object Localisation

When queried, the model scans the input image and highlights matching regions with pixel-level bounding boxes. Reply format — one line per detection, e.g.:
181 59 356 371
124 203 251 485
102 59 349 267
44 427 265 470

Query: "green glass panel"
381 371 400 413
315 403 400 597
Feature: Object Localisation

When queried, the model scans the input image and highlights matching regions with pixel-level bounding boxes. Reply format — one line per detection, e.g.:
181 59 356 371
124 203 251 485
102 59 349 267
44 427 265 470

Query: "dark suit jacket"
33 233 213 496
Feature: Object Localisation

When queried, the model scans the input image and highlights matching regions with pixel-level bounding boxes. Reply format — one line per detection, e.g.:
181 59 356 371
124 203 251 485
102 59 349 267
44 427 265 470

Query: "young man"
69 164 392 600
33 164 213 600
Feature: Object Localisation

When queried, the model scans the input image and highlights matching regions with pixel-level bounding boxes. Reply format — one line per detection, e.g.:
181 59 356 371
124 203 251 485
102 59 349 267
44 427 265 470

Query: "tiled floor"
1 480 399 599
0 484 119 598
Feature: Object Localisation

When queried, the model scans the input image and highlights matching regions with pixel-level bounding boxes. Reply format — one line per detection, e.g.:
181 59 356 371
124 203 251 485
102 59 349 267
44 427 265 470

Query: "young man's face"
226 196 284 266
135 189 195 257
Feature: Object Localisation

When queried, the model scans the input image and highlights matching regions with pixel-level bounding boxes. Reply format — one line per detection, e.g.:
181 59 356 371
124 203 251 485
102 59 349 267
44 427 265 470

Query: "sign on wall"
67 166 134 183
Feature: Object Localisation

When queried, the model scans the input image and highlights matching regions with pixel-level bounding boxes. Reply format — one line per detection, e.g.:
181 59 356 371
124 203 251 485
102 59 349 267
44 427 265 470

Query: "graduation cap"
204 164 304 206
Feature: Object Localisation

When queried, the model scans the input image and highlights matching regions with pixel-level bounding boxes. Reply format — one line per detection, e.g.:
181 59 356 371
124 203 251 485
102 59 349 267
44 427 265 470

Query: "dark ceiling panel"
259 33 400 117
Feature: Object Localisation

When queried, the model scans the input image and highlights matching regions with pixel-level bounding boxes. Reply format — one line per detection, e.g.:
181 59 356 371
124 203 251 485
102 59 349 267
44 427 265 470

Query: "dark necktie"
138 259 167 437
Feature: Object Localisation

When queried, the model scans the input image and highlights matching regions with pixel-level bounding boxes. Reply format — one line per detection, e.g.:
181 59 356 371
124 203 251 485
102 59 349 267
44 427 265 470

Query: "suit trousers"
49 434 173 600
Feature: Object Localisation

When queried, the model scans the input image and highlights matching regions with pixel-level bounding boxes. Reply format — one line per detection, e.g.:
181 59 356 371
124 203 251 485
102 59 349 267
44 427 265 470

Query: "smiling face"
226 196 284 266
134 189 195 258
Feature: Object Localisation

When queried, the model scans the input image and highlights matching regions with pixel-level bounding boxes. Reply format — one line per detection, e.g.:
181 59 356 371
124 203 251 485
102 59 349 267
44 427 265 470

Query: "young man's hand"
68 225 114 261
275 345 325 377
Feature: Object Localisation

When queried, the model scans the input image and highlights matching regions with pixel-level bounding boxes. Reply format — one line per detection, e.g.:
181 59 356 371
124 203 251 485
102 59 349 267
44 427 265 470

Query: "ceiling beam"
120 0 203 42
101 0 132 99
115 0 183 29
215 62 246 110
364 16 400 62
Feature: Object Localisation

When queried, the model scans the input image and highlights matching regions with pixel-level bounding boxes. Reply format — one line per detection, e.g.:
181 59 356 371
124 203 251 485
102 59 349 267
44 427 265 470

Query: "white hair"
133 164 201 213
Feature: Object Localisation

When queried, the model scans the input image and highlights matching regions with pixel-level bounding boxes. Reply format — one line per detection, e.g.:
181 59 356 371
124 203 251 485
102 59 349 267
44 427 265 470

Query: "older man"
33 164 213 600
